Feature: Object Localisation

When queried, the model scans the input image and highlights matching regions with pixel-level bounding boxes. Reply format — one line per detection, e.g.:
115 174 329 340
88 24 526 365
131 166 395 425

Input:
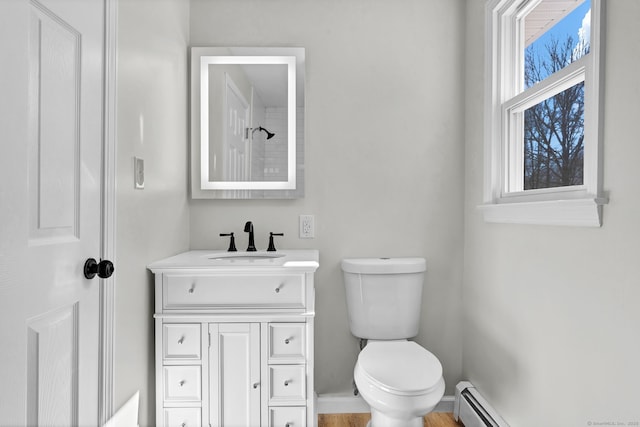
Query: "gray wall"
189 0 466 395
113 1 640 424
115 0 190 425
463 0 640 425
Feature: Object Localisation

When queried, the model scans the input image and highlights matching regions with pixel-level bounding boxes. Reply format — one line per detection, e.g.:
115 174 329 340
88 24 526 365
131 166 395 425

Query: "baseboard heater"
454 382 509 427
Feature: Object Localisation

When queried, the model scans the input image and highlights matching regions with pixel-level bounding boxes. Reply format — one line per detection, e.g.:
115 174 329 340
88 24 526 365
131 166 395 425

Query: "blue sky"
531 0 591 59
526 0 591 84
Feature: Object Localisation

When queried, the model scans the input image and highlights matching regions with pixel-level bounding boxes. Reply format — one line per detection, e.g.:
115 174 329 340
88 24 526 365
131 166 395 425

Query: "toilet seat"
357 341 443 396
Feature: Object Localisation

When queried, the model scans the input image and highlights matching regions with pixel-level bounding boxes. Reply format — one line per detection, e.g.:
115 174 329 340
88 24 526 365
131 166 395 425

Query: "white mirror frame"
190 47 305 199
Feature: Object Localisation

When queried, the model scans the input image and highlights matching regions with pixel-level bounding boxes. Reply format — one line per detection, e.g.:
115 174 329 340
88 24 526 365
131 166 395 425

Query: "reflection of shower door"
224 74 250 181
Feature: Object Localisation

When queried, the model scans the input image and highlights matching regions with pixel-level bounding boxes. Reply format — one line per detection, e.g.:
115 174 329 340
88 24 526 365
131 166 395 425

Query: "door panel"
28 1 81 242
0 0 105 425
209 323 261 427
224 74 250 182
26 304 80 426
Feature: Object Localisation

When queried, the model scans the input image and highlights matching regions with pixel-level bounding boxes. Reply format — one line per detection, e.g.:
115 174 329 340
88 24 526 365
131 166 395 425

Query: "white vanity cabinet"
148 250 319 427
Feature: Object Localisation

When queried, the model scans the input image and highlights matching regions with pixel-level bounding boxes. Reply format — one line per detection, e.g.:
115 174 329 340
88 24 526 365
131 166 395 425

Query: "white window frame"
480 0 607 226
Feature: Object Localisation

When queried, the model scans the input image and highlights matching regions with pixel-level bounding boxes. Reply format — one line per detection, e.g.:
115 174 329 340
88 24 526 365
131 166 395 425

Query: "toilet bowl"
354 340 445 427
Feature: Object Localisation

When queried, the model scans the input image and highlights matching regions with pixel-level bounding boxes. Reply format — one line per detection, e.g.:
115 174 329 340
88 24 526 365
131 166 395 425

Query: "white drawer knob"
188 284 195 293
181 423 186 427
275 284 283 293
253 382 260 389
285 423 292 427
178 336 184 344
179 380 185 387
284 379 291 386
284 338 291 344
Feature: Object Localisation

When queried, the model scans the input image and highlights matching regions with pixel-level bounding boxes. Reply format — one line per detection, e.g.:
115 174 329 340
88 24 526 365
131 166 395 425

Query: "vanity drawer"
269 406 306 427
268 323 306 362
269 365 306 403
163 324 201 360
163 366 201 402
163 408 201 427
163 274 305 309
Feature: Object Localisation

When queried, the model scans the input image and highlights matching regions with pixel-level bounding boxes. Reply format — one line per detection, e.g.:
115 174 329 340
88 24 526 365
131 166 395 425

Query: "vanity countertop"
148 249 319 273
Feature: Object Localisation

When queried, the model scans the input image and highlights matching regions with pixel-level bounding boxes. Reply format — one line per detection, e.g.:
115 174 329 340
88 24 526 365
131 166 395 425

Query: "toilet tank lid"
341 258 426 274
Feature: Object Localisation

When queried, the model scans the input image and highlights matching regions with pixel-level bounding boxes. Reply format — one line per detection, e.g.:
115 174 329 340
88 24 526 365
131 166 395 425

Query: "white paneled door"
224 74 250 182
0 0 107 426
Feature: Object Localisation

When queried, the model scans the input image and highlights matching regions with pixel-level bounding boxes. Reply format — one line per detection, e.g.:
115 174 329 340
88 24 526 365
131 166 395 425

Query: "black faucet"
267 232 284 252
244 221 257 251
219 232 237 252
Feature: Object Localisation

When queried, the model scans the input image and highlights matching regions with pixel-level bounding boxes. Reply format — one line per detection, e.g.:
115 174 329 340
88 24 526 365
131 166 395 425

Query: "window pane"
523 81 584 190
524 0 591 89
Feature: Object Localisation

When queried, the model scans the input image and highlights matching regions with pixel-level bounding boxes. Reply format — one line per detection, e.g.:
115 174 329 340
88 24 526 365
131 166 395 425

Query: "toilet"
342 258 445 427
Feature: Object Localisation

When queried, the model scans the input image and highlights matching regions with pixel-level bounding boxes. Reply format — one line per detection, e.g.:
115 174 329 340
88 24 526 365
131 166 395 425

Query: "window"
482 0 607 226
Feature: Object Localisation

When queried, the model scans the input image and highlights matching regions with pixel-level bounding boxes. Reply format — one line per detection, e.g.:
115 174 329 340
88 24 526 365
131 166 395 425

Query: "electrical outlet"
299 215 315 238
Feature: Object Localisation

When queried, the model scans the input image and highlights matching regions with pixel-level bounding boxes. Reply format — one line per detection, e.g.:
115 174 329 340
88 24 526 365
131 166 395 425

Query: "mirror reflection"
191 47 305 199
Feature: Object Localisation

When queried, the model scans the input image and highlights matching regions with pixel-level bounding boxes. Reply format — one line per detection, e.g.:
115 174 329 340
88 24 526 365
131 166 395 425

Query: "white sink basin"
208 252 286 261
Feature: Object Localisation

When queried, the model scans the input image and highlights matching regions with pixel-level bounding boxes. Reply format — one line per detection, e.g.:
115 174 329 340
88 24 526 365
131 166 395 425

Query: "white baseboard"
316 393 455 414
317 394 369 414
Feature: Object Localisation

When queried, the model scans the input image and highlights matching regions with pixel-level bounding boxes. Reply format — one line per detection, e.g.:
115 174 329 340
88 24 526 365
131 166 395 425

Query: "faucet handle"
267 232 284 252
219 232 237 252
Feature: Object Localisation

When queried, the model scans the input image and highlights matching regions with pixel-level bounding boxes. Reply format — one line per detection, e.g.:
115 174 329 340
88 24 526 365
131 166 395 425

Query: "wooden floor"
318 412 463 427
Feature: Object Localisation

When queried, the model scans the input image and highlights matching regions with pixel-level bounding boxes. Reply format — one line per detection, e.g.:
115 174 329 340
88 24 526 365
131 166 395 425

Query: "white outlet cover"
299 214 315 238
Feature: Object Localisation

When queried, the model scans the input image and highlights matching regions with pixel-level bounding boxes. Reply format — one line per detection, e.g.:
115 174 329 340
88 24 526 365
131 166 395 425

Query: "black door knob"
84 258 115 279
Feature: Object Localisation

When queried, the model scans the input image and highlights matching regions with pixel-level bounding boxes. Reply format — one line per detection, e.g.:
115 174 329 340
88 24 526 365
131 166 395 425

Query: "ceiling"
524 0 585 46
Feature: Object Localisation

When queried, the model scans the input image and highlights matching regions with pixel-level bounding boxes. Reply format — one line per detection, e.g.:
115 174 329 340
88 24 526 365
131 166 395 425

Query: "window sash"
502 57 587 195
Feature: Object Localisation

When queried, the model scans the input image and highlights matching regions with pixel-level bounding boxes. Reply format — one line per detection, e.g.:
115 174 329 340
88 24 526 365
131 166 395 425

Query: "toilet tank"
341 258 426 340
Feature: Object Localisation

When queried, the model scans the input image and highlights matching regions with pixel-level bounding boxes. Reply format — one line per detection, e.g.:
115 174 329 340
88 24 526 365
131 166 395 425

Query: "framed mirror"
190 47 305 199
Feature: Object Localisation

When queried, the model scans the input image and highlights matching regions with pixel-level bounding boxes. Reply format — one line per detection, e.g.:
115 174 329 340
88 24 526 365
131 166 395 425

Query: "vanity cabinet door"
164 408 202 427
209 323 261 427
268 365 306 404
268 406 306 427
163 274 305 310
268 323 306 363
163 366 202 402
163 323 201 360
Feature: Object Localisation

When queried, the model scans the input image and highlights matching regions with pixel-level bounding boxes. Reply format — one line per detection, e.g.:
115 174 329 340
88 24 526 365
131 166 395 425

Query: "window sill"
478 197 608 227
